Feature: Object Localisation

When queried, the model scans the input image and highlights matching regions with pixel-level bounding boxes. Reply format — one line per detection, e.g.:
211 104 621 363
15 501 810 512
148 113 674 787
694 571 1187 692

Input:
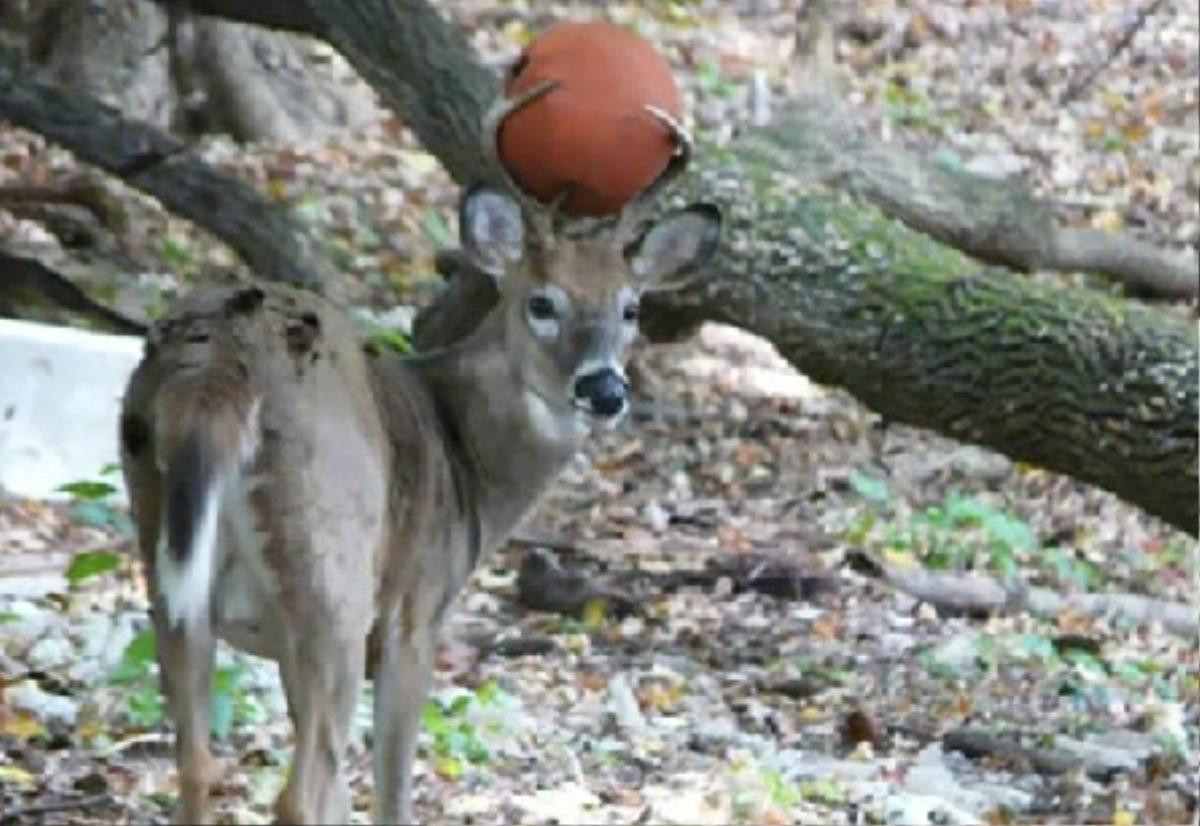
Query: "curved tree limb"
774 90 1199 301
0 44 334 291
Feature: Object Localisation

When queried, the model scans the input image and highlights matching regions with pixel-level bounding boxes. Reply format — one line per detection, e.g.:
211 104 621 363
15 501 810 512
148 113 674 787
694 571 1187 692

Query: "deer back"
121 283 400 633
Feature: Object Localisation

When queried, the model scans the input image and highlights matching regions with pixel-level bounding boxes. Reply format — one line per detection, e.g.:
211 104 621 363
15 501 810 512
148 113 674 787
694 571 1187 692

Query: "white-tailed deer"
119 82 719 824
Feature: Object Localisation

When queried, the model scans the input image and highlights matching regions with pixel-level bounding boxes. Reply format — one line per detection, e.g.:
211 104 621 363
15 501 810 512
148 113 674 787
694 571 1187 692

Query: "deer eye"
527 294 558 321
622 301 640 323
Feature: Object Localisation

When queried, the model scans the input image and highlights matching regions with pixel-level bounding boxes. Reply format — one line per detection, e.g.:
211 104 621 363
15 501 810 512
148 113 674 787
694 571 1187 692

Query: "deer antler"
613 104 693 243
481 78 564 246
483 83 692 245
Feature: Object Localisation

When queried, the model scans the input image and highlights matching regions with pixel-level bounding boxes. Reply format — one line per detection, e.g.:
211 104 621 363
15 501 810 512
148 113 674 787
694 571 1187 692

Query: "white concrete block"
0 319 143 502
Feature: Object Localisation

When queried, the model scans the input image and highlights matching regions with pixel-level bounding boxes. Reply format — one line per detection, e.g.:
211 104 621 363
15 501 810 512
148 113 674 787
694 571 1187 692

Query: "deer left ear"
460 185 525 280
628 203 722 292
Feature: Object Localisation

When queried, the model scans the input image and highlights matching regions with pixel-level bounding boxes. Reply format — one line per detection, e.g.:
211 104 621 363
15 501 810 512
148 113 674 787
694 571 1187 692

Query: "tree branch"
0 44 334 290
848 549 1198 637
148 0 325 36
0 247 148 335
774 90 1199 300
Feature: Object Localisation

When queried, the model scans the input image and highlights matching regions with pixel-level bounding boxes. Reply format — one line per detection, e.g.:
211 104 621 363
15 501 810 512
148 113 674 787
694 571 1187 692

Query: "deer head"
459 79 721 428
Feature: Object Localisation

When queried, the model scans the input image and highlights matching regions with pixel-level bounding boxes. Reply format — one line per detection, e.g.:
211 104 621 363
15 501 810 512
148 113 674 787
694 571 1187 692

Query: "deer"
118 78 720 825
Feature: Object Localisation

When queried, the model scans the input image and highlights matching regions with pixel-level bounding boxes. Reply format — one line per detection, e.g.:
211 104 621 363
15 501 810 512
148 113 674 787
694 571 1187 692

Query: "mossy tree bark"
5 0 1196 533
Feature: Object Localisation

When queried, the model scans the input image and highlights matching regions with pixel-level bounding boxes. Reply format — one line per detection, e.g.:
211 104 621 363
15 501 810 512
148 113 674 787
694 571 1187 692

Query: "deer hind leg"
275 622 366 825
155 610 219 824
372 616 437 825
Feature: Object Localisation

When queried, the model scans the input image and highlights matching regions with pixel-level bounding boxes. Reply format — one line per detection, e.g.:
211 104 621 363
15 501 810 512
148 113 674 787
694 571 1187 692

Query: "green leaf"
448 695 472 716
65 550 121 586
127 686 165 727
475 680 500 706
210 691 234 741
367 327 412 355
124 629 158 667
849 472 889 503
57 480 117 501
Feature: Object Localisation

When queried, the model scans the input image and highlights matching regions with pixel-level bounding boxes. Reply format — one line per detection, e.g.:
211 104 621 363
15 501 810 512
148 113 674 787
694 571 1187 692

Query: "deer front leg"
275 622 366 825
155 610 219 824
372 616 436 825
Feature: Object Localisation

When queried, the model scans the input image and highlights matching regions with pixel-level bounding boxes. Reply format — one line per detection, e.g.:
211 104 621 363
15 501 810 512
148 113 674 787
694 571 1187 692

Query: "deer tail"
154 374 259 630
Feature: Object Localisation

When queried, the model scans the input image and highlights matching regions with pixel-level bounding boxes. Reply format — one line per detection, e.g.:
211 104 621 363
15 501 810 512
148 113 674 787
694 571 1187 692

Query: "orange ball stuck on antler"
497 22 684 217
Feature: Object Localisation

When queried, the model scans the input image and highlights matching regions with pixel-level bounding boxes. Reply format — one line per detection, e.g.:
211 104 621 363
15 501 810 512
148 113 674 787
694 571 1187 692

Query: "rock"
0 319 141 501
928 633 982 673
884 791 982 825
27 635 73 669
948 446 1013 484
5 678 79 726
963 152 1028 181
0 599 51 646
607 673 647 734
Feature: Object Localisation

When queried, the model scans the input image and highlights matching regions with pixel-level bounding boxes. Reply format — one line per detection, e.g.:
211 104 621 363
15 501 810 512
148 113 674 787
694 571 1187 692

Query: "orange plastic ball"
498 21 683 217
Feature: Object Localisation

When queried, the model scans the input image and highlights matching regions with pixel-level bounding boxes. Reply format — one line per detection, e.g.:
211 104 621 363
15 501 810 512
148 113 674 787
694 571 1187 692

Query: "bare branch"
1061 0 1169 105
0 44 334 290
848 549 1199 637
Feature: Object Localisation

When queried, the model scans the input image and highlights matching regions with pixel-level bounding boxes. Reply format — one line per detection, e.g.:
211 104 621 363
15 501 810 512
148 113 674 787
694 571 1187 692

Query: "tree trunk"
25 0 380 143
4 0 1195 534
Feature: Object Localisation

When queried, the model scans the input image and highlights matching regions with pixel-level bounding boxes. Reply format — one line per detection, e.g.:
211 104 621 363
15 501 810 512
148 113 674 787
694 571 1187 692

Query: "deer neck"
412 312 587 551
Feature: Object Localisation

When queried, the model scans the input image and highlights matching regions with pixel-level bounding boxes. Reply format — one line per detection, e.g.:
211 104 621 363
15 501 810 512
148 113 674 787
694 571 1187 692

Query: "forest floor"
1 1 1197 824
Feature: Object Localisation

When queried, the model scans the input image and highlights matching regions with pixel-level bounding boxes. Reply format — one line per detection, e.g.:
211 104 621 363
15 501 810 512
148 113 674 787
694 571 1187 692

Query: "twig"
1061 0 1167 104
0 794 112 824
943 727 1083 777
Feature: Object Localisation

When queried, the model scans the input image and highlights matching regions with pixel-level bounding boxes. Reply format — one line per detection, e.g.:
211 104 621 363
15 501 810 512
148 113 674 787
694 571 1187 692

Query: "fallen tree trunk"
847 549 1199 637
6 1 1195 533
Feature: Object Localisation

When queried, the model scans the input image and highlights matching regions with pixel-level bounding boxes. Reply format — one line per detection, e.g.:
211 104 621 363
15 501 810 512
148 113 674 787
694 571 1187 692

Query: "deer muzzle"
572 367 628 421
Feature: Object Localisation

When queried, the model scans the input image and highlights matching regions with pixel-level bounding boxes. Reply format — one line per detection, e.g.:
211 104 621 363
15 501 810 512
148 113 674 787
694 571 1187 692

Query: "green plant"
366 326 412 355
695 59 738 100
421 681 510 779
107 630 261 740
760 766 802 808
849 471 889 503
882 79 952 135
210 660 266 741
107 629 165 729
58 465 133 537
65 550 122 587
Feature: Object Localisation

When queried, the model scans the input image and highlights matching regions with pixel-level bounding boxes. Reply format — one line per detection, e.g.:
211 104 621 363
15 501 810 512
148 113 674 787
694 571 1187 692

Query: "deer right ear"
628 202 722 292
460 186 525 280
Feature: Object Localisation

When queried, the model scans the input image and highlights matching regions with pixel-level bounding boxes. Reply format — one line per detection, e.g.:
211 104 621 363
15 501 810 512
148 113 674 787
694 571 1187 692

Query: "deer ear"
460 186 525 279
628 203 722 292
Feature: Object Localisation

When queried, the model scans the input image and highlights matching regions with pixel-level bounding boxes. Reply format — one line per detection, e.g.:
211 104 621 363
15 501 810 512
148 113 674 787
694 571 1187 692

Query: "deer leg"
372 621 436 825
275 624 365 825
156 610 218 825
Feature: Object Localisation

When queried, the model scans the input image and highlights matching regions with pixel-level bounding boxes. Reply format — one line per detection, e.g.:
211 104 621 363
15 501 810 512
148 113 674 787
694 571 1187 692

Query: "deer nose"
573 368 628 419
